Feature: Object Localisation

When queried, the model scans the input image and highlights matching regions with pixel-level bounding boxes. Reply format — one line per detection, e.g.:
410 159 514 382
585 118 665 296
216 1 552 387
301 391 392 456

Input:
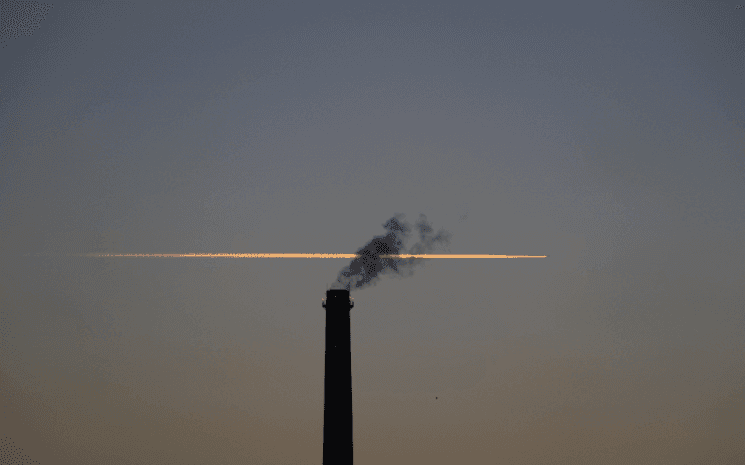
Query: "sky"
1 0 744 463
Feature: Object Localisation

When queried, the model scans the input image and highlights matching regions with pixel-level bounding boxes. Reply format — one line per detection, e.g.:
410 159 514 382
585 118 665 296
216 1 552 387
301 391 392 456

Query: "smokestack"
322 289 354 465
320 213 449 463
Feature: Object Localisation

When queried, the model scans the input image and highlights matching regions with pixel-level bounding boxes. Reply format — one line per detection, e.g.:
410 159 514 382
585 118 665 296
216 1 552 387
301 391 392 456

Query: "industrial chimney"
322 289 354 465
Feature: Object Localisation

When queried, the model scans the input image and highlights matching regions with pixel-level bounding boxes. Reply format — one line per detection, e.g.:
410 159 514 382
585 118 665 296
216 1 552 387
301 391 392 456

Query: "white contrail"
68 253 547 258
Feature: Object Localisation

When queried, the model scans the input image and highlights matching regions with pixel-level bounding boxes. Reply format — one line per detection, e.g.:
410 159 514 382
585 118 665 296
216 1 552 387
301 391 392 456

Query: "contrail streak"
69 253 547 258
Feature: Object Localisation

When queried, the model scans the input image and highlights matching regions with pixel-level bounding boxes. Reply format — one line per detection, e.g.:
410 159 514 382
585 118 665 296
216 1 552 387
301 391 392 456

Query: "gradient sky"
1 1 744 464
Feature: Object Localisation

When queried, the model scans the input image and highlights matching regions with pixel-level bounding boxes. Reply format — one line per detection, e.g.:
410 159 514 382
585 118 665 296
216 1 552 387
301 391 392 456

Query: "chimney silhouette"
322 289 354 465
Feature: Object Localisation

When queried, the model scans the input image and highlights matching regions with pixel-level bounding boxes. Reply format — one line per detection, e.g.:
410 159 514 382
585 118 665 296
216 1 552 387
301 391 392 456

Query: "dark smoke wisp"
331 213 452 291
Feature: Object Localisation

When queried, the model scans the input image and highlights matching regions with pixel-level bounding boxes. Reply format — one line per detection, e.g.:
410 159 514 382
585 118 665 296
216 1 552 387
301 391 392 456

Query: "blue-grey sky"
1 1 744 464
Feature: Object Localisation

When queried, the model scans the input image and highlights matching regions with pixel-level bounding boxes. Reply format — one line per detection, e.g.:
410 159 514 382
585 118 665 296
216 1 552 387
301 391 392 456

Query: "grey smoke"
332 213 452 291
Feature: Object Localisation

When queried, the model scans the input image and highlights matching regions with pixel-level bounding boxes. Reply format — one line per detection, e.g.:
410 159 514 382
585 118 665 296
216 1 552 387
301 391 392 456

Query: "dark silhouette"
322 289 354 465
322 214 451 463
332 213 452 291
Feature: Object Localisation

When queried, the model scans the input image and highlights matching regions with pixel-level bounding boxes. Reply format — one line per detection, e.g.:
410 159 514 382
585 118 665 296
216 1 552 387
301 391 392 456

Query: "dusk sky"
1 1 744 464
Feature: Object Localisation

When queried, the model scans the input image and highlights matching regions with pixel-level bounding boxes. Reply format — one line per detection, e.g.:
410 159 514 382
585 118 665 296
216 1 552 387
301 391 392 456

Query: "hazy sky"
1 0 744 463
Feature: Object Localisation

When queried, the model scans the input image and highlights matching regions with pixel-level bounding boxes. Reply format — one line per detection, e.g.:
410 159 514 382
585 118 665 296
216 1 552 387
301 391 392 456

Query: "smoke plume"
331 213 452 291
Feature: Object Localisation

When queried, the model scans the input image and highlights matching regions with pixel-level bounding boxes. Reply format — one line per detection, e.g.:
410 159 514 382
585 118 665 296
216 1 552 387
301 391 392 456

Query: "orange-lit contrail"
72 253 547 258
